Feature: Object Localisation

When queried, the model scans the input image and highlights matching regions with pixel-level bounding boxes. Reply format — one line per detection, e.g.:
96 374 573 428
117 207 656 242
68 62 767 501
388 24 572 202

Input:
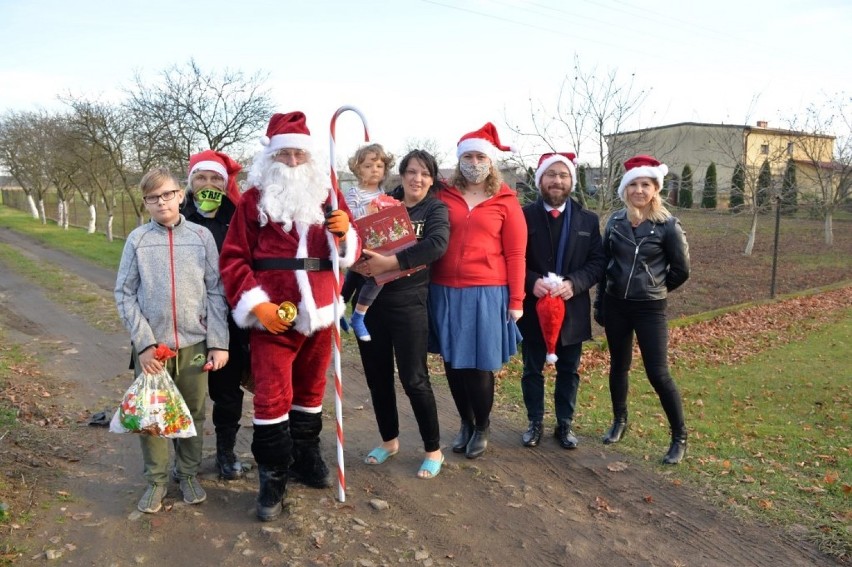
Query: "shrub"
730 163 745 212
702 162 718 209
679 164 693 208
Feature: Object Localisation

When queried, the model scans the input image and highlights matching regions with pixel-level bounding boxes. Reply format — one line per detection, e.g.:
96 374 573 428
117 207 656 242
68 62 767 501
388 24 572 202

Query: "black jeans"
602 295 685 432
208 320 247 434
521 340 582 423
357 289 440 452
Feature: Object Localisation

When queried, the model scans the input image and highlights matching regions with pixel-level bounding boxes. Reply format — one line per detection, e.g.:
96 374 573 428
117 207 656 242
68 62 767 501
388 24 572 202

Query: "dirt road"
0 227 837 566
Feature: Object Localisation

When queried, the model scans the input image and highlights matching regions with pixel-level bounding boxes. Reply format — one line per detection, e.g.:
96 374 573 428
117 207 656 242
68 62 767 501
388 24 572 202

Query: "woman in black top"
355 149 450 478
595 155 690 464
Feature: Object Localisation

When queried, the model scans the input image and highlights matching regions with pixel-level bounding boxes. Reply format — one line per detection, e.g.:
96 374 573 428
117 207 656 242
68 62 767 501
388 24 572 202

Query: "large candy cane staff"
328 105 370 502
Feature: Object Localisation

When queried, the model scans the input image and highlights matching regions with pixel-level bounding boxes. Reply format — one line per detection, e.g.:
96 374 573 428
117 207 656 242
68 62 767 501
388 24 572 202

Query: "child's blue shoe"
350 311 371 342
339 316 350 333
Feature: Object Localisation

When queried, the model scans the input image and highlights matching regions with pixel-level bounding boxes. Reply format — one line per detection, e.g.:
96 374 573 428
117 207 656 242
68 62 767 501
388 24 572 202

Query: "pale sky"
1 0 850 168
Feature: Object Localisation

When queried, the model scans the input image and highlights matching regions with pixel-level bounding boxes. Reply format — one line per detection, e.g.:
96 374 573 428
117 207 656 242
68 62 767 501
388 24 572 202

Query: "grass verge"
497 305 851 559
0 243 122 333
0 206 123 271
0 333 39 565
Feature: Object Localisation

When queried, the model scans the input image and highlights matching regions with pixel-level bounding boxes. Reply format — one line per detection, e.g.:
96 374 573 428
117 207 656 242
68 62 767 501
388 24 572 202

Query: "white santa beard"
257 161 329 231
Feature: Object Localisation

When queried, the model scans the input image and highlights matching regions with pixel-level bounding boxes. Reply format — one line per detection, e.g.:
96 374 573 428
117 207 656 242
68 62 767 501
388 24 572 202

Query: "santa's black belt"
253 258 333 271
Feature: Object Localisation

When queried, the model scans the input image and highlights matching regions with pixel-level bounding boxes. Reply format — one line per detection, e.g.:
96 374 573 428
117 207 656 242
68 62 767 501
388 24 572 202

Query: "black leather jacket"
598 209 690 302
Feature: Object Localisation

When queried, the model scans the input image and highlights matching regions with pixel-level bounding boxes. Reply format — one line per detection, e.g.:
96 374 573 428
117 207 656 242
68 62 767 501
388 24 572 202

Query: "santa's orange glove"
324 209 349 240
252 302 292 334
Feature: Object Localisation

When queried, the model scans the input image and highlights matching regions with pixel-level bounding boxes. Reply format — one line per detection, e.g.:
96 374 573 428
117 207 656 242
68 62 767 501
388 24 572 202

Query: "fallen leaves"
606 461 629 472
580 286 852 374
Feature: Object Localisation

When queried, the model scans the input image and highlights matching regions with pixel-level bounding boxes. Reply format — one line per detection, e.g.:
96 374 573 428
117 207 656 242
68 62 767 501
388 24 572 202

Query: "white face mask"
459 161 491 184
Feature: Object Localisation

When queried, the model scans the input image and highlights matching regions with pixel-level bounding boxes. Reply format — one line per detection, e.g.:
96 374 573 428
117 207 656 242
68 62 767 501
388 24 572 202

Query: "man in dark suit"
517 153 606 449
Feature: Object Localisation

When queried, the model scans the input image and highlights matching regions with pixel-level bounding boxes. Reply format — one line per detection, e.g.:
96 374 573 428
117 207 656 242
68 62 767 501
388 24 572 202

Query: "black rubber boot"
256 465 288 521
602 415 628 445
662 429 687 465
288 411 332 489
451 420 474 453
521 421 543 447
215 425 244 480
251 422 292 522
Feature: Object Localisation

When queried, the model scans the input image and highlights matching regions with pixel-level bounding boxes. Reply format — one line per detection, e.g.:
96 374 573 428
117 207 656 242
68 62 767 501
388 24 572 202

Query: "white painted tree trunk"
26 194 39 218
744 211 758 256
106 214 114 242
824 212 834 246
87 204 97 234
58 200 69 229
38 199 46 224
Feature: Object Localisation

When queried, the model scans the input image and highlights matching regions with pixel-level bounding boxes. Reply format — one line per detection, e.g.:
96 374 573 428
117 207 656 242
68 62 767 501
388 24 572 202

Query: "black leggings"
603 295 685 433
444 364 494 430
358 290 441 452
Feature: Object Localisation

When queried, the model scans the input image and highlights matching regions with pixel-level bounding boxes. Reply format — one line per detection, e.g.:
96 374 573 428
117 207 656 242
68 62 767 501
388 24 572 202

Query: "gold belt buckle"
277 301 297 322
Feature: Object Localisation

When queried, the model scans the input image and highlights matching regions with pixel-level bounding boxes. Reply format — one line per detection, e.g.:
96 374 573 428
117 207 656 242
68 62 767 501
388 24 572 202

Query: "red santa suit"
220 186 358 421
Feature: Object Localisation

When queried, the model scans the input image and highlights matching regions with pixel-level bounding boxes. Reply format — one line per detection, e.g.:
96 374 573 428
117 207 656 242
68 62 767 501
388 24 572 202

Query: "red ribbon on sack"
153 344 177 362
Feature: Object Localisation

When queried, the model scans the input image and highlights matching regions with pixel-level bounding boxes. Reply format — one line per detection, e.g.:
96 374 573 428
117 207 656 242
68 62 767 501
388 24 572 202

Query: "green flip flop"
365 446 398 465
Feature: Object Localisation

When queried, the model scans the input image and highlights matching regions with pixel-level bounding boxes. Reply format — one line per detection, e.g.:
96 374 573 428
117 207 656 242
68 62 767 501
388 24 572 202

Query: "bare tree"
125 59 274 175
402 137 448 169
785 93 852 245
506 54 651 214
63 95 148 231
0 110 58 222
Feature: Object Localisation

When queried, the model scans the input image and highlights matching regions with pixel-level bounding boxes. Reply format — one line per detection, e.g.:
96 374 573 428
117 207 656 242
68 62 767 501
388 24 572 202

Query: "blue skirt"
428 284 523 371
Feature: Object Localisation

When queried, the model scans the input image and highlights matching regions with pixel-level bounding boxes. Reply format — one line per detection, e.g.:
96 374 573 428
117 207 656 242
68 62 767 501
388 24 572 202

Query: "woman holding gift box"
355 149 449 479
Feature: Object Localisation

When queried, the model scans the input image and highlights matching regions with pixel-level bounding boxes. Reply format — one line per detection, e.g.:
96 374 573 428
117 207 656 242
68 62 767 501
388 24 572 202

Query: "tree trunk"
106 214 114 242
59 200 69 229
824 212 833 246
38 199 46 224
87 204 97 234
744 211 758 256
26 194 39 219
57 201 65 228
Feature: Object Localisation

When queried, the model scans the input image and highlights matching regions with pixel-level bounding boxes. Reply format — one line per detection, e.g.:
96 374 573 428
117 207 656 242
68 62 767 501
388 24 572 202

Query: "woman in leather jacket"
594 155 690 464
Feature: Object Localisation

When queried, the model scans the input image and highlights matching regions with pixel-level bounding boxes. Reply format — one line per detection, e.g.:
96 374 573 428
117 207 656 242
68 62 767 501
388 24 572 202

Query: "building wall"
607 122 835 201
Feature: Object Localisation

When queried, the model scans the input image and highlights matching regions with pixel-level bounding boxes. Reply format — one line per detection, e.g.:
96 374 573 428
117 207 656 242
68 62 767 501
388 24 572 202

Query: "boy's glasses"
143 190 179 204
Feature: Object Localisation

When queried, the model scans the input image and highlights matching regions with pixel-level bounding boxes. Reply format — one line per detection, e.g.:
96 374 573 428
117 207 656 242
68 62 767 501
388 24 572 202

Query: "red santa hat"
456 122 515 162
535 152 577 191
259 111 313 155
188 150 243 204
617 154 668 199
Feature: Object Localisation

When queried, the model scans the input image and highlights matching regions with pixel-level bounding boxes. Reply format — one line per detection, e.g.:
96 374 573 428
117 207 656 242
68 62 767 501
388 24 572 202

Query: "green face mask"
195 187 225 212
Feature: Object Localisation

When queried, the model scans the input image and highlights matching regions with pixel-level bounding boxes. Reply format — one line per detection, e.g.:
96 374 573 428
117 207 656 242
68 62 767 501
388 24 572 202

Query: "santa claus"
219 111 358 522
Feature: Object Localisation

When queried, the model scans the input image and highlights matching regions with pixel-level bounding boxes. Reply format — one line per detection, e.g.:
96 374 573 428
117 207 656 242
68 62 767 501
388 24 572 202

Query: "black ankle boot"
215 426 244 480
451 420 474 453
256 465 288 521
466 426 489 459
602 416 628 445
662 430 687 465
554 420 578 449
521 421 543 447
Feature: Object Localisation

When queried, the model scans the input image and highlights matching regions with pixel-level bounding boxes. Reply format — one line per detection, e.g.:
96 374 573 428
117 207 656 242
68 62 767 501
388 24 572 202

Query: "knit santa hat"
188 149 243 204
535 152 577 191
260 111 313 154
617 155 668 199
456 122 514 162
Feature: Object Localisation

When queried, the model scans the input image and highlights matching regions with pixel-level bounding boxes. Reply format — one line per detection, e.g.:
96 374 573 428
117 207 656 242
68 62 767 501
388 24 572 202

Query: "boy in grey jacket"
115 167 229 513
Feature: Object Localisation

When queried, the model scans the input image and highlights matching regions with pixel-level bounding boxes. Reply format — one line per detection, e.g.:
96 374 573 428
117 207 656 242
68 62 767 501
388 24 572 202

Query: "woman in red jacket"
428 123 527 459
